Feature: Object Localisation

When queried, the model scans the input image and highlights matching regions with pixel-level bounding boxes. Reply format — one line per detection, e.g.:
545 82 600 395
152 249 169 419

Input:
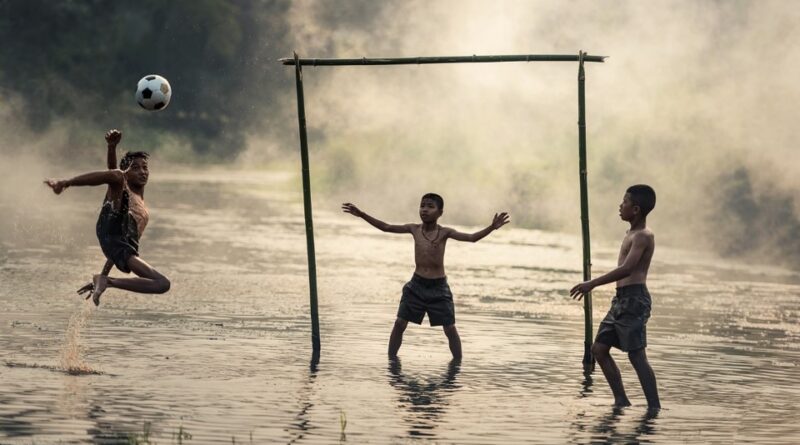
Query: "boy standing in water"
343 194 509 359
45 130 170 306
570 185 660 412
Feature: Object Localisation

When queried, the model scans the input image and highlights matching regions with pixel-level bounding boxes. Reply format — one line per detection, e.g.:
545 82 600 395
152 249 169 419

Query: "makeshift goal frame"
280 51 605 372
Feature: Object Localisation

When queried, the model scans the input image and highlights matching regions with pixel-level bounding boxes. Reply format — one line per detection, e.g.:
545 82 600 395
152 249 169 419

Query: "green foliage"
715 168 800 263
0 0 290 158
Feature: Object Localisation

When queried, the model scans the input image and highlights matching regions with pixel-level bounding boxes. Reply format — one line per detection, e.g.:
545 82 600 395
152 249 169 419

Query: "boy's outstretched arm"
105 129 121 169
447 212 510 242
44 170 124 194
570 231 652 300
342 203 411 234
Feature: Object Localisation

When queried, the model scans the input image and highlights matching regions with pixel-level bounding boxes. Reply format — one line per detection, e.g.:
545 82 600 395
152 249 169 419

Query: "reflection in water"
592 406 659 444
287 353 321 444
571 375 659 444
387 358 461 438
0 411 36 438
579 374 594 399
84 398 166 444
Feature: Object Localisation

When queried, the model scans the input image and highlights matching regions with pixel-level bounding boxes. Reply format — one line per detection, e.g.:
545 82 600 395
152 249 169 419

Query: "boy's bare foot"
77 282 94 297
90 274 108 306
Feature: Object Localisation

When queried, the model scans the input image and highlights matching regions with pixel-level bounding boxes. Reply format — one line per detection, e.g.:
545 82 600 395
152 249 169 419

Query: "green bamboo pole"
578 51 594 374
293 52 321 354
279 54 606 66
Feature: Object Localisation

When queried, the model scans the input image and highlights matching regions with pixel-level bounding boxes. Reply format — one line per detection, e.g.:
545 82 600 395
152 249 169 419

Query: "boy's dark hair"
626 184 656 216
120 151 150 170
421 193 444 210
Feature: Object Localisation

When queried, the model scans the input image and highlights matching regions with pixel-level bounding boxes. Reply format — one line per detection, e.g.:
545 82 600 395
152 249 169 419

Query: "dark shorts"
595 284 652 352
98 235 139 273
96 200 140 274
397 274 456 327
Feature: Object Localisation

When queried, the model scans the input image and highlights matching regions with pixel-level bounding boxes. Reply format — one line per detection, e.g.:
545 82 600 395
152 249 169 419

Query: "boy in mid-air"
342 194 509 359
570 185 660 412
45 130 170 306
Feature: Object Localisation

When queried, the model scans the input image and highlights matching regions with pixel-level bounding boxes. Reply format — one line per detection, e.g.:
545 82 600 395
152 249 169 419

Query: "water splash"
59 302 97 375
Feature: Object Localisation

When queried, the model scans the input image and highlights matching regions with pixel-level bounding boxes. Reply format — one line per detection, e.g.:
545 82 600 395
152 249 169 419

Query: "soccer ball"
136 75 172 111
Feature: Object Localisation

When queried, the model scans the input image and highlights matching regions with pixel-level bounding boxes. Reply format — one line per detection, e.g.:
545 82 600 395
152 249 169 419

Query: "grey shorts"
397 274 455 327
595 284 652 352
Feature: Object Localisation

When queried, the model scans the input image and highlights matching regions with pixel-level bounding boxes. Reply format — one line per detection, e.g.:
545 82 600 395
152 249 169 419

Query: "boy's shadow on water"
574 376 659 444
387 358 461 438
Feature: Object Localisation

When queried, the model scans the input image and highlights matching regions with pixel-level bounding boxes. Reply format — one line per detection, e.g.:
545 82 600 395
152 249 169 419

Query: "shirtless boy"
342 193 509 359
45 130 170 305
570 185 660 411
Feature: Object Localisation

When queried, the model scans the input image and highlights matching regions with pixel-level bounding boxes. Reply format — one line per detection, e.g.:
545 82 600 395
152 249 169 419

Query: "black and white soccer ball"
135 75 172 111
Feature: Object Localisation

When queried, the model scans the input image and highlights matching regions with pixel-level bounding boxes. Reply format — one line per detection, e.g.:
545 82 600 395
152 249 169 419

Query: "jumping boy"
44 130 170 306
342 194 509 359
570 185 660 412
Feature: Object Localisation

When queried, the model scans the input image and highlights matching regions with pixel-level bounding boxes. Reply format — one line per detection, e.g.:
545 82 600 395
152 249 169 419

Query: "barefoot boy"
343 194 509 359
570 185 660 411
45 131 170 305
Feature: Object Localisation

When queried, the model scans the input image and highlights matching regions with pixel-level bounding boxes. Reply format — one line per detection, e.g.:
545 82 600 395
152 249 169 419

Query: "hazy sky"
270 0 800 265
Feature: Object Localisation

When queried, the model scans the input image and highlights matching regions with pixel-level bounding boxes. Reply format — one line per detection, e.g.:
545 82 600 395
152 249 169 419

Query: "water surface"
1 170 798 443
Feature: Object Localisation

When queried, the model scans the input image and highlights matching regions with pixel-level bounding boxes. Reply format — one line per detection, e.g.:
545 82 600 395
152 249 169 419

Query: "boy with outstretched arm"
343 193 509 359
45 130 170 306
570 185 660 412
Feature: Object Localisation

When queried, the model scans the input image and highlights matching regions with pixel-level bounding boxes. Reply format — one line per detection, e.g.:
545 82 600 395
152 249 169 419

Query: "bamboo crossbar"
280 54 606 66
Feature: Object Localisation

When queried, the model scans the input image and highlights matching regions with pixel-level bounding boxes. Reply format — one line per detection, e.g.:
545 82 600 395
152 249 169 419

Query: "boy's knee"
393 318 408 331
627 348 646 363
443 324 459 338
591 342 610 358
156 277 171 294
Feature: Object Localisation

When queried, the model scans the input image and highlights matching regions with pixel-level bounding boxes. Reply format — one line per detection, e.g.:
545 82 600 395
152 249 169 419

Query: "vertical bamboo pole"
294 52 321 354
578 51 594 374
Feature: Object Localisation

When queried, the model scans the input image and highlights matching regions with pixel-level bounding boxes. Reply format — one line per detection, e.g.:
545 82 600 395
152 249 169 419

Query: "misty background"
1 0 798 268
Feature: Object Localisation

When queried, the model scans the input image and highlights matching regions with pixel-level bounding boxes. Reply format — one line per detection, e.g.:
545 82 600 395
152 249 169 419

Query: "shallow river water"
1 170 798 444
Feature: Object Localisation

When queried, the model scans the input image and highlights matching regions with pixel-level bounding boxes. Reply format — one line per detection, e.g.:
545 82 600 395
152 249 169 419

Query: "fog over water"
276 0 800 267
1 1 799 263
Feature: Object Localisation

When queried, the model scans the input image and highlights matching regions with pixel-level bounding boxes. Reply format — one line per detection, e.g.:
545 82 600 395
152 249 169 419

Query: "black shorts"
595 284 652 352
96 200 140 274
98 235 139 273
397 274 456 327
